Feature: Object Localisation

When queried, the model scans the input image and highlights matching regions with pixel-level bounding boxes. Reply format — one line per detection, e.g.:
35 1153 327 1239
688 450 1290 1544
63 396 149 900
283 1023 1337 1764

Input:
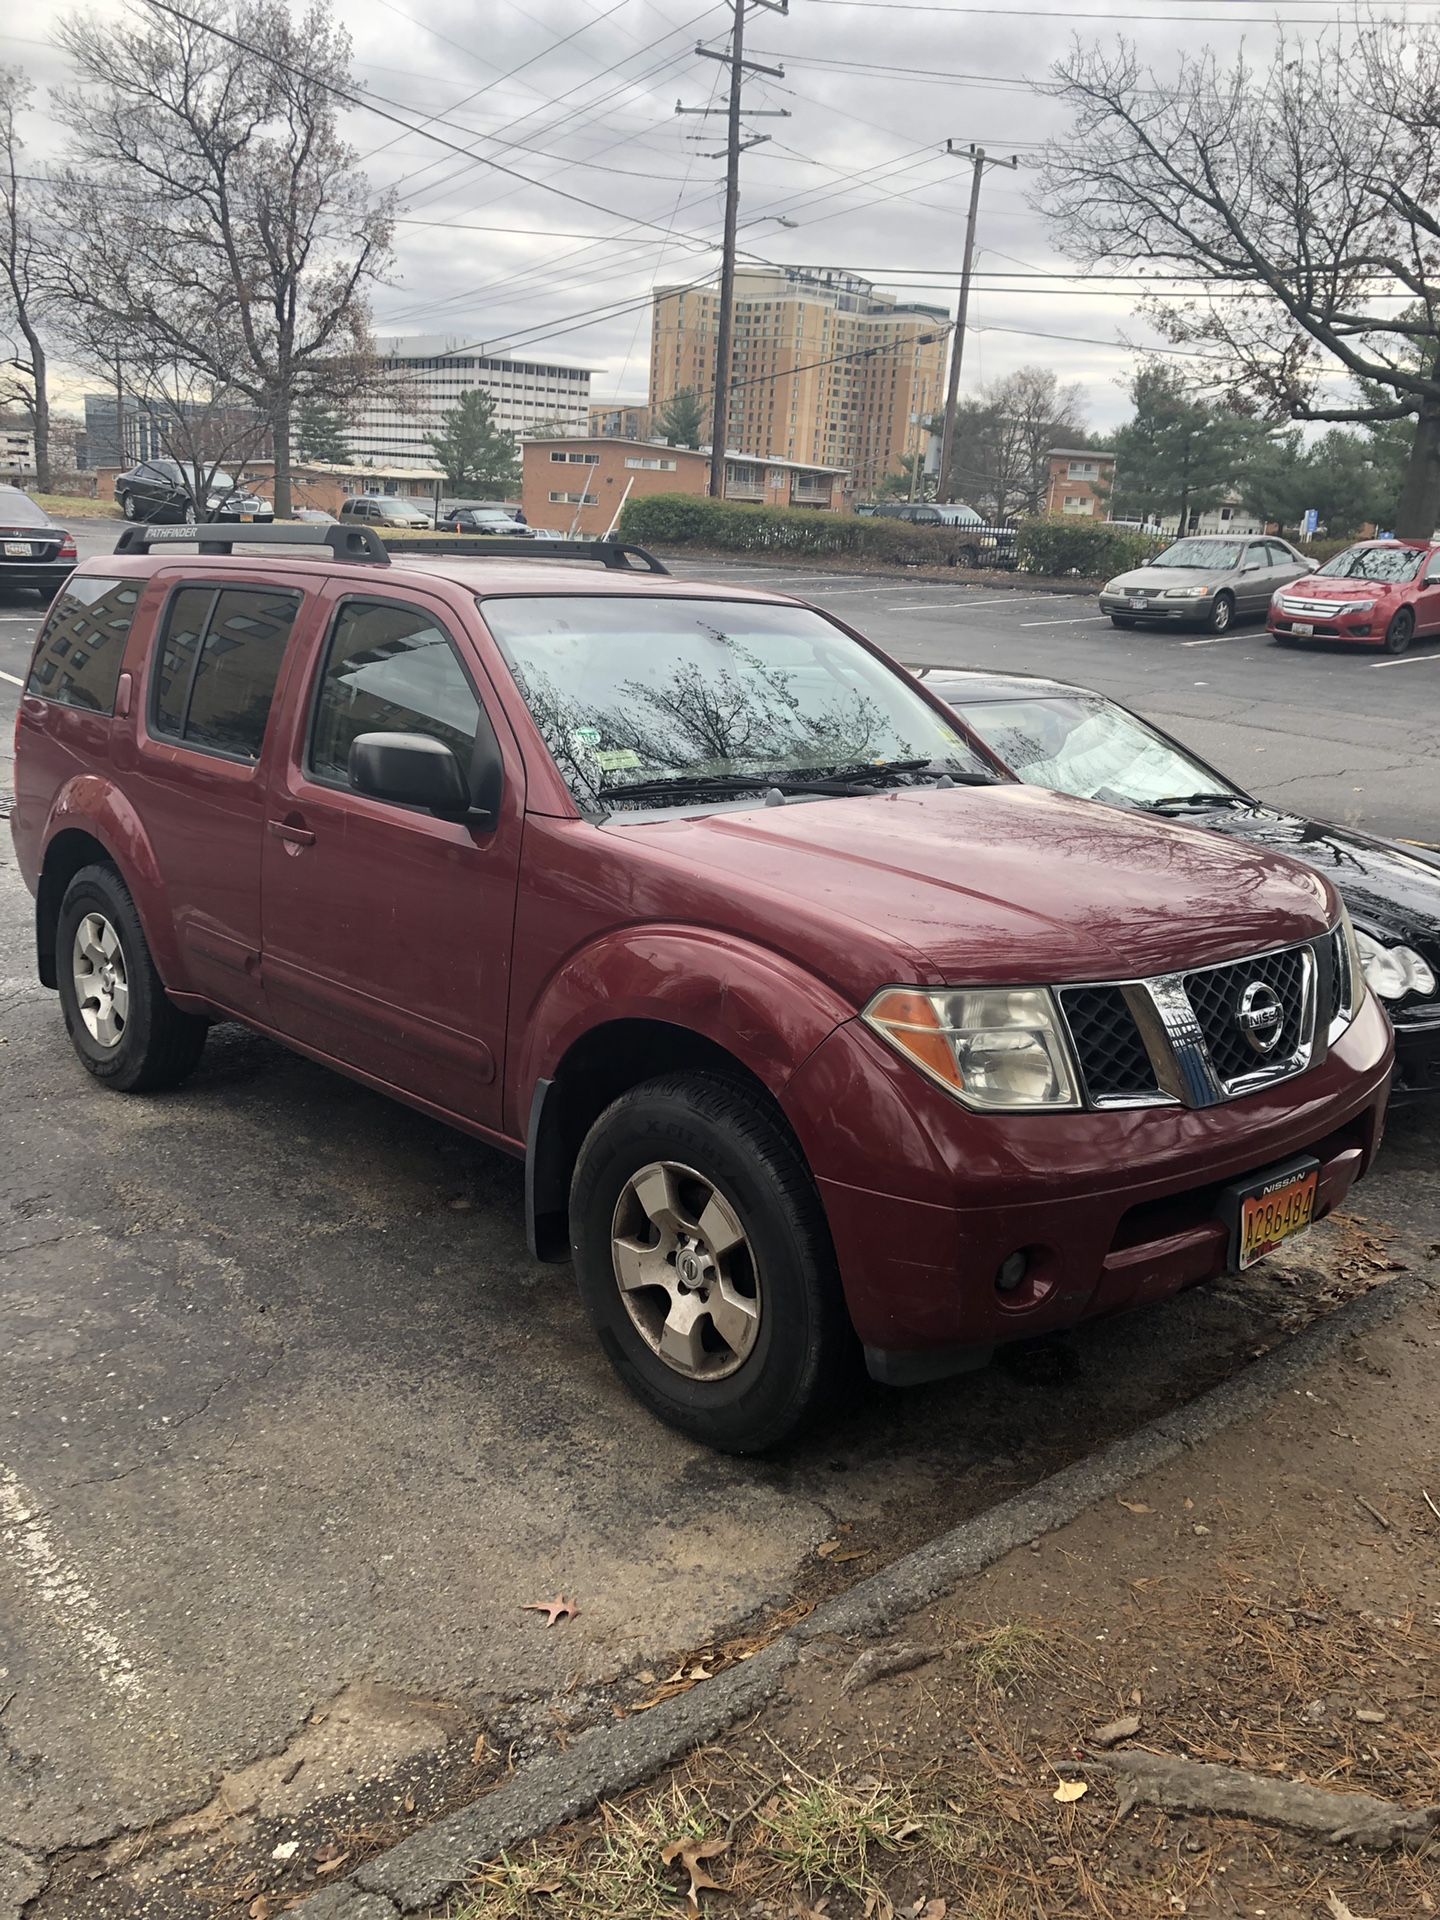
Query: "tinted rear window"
150 584 301 760
0 490 51 527
25 576 140 714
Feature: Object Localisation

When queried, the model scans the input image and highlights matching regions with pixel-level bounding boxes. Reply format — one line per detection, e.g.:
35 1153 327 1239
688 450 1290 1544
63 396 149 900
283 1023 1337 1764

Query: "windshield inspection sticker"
570 726 602 748
594 748 641 773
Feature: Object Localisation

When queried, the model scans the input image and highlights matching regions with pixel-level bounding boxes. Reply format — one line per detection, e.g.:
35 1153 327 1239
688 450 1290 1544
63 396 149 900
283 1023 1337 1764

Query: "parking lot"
2 530 1438 1898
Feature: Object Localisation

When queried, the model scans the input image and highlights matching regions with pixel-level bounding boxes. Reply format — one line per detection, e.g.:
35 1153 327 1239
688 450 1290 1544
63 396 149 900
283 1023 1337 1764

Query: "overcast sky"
0 0 1407 430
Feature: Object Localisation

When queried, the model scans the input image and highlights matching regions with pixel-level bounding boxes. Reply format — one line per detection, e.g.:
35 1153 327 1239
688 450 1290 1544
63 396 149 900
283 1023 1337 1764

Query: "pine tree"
428 389 520 492
657 388 706 449
294 399 351 464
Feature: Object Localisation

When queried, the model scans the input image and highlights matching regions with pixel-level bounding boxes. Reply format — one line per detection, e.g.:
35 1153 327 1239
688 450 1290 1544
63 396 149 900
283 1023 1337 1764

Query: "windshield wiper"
599 771 867 804
793 758 998 787
1143 792 1251 812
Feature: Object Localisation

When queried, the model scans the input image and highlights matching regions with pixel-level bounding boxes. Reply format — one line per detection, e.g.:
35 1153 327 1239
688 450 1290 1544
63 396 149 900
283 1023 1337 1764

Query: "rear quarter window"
24 576 141 714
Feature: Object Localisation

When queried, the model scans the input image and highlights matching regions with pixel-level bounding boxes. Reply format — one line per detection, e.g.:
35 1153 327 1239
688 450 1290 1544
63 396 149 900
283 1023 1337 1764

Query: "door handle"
268 819 316 847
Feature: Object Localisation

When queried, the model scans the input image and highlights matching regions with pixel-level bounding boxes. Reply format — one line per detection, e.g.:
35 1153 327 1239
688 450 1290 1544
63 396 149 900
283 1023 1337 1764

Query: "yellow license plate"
1238 1166 1318 1268
241 513 254 523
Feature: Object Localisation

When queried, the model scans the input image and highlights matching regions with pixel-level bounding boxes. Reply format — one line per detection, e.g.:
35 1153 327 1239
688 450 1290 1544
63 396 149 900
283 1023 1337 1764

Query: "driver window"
1425 552 1440 585
1247 542 1269 569
309 599 482 788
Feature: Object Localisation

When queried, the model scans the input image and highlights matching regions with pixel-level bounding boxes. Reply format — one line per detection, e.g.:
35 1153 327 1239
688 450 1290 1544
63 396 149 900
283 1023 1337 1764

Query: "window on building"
549 491 598 505
1067 460 1099 479
1062 495 1096 517
623 457 678 471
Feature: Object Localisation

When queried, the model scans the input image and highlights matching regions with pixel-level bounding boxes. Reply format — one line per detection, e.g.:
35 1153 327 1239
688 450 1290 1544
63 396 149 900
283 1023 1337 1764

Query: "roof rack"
385 536 669 574
113 521 389 563
109 523 670 575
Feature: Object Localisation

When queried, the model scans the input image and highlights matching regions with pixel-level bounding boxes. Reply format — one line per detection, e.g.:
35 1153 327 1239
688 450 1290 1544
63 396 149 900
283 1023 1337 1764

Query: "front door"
259 585 524 1131
1413 548 1440 634
1238 540 1276 615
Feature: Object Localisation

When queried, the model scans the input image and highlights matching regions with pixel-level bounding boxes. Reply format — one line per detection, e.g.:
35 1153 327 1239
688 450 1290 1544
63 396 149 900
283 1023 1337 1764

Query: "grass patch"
23 491 118 519
957 1622 1050 1690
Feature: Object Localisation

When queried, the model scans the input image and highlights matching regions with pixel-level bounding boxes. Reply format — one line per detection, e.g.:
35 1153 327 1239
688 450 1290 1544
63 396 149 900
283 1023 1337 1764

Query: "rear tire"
55 865 208 1092
569 1071 854 1452
119 491 137 521
1383 608 1414 654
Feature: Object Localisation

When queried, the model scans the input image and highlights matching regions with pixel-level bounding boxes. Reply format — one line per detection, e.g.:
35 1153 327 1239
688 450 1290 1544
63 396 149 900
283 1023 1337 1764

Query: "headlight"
1335 600 1377 615
1162 585 1211 599
863 986 1080 1111
1353 927 1437 1001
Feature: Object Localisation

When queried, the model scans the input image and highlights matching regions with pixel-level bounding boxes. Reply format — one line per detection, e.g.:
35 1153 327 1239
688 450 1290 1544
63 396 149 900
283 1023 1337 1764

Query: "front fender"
511 923 858 1132
41 776 185 988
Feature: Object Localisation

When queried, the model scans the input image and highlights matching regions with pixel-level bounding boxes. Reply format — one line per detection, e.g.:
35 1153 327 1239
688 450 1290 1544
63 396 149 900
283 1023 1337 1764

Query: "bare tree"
949 366 1087 520
1042 26 1440 535
53 0 392 514
0 67 55 490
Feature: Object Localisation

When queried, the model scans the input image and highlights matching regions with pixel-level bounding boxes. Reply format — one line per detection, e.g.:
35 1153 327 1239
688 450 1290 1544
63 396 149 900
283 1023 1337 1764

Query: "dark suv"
11 525 1392 1450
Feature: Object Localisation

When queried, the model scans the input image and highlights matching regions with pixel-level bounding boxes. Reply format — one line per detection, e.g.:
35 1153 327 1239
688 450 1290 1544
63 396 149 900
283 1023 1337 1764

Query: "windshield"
957 694 1234 808
1151 539 1242 570
1315 545 1423 582
484 596 992 811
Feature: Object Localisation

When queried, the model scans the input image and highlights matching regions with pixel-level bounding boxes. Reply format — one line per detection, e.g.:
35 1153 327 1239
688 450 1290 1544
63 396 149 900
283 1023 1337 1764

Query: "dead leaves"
661 1833 730 1910
1052 1780 1088 1804
1116 1497 1153 1514
521 1594 579 1626
817 1536 870 1565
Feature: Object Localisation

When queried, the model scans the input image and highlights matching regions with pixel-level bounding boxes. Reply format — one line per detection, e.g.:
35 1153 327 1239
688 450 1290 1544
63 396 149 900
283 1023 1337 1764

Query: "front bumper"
1100 591 1211 622
783 993 1393 1375
1392 1004 1440 1097
1268 610 1383 646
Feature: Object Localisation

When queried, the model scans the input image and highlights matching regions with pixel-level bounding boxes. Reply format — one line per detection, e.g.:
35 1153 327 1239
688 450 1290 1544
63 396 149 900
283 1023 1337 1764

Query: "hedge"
1014 517 1160 578
617 493 1020 567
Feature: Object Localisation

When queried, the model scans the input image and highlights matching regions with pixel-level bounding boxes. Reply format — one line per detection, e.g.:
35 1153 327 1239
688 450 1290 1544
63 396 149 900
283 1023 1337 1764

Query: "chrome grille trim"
1277 596 1349 616
1058 936 1327 1110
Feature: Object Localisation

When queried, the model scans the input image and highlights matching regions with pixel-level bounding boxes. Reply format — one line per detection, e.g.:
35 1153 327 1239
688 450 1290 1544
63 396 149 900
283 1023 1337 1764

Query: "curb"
294 1264 1434 1918
649 549 1102 597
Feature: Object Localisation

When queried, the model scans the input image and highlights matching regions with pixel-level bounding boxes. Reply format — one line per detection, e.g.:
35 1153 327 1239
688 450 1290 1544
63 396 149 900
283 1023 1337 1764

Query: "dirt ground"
425 1264 1440 1920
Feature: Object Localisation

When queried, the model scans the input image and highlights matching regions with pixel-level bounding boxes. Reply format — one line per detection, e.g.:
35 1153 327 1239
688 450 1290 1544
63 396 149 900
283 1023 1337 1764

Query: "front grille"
1059 986 1158 1099
1278 596 1345 617
1182 946 1307 1085
1061 938 1321 1108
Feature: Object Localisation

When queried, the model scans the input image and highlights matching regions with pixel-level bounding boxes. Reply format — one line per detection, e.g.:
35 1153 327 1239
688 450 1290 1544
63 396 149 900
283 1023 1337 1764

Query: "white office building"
348 335 591 469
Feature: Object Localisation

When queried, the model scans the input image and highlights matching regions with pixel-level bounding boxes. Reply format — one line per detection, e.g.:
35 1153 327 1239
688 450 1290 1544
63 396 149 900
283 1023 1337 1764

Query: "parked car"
12 525 1391 1450
1268 539 1440 655
1100 534 1313 633
290 508 336 524
923 666 1440 1097
337 495 433 530
0 486 77 599
868 501 1017 568
441 499 528 526
442 507 534 536
114 460 273 525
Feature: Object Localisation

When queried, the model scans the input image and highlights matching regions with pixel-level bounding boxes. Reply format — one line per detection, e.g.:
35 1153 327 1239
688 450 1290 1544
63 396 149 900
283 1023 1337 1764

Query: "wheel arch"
36 786 180 991
525 1019 813 1262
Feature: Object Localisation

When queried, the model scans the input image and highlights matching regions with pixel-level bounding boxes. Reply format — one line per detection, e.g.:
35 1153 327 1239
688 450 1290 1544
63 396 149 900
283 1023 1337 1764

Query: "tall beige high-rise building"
649 266 949 497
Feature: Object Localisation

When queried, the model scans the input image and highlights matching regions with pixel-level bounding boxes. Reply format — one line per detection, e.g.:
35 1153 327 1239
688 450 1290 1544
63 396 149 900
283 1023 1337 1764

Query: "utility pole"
936 141 1018 505
679 1 789 498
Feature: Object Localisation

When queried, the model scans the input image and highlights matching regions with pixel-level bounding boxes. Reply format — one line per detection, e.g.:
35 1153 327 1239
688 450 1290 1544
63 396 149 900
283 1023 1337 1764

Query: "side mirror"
349 731 475 819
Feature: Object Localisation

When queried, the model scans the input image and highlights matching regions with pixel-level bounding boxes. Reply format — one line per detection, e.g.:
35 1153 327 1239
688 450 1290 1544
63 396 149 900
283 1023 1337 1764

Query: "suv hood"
614 785 1335 989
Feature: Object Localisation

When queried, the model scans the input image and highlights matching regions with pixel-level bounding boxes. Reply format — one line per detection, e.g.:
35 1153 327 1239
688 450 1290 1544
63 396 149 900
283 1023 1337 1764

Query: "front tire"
1109 613 1136 628
1207 591 1235 634
569 1072 853 1452
1383 608 1414 654
55 866 208 1092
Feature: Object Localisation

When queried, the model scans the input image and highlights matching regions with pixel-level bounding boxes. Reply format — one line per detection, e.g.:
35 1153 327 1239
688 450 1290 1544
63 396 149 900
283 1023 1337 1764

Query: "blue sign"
1301 508 1319 537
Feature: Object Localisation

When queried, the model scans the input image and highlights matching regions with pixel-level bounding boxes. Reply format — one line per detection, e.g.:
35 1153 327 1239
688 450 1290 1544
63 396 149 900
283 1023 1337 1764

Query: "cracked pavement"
1 540 1438 1908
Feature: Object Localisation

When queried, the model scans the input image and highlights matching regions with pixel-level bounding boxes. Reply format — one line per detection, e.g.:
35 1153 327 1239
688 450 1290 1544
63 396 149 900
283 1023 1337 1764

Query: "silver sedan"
1099 534 1314 634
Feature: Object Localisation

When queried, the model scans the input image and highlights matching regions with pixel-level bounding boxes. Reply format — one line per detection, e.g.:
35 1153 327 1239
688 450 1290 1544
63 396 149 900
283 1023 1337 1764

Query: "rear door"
258 582 525 1130
125 571 318 1019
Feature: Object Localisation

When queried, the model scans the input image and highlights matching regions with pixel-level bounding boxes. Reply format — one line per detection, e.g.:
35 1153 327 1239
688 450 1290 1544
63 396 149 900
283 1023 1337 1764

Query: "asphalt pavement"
2 528 1438 1893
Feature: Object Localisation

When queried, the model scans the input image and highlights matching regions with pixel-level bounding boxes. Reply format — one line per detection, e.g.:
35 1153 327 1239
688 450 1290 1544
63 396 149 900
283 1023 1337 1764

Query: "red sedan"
1268 539 1440 654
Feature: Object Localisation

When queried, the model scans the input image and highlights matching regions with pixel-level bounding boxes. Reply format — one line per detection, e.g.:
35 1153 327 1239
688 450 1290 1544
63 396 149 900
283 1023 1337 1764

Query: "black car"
0 486 77 599
922 666 1440 1097
866 500 1017 568
114 459 273 525
442 507 533 536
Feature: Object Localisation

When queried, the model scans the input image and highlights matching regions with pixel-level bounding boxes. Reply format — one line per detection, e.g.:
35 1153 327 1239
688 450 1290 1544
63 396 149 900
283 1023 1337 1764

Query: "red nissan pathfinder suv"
11 526 1393 1450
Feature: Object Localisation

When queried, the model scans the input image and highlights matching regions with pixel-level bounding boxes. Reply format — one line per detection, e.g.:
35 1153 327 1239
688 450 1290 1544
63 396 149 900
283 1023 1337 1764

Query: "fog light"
997 1251 1029 1293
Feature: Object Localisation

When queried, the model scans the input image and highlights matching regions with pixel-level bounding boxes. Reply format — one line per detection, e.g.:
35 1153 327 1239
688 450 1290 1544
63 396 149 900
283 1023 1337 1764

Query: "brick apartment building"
521 436 848 536
1044 447 1116 517
650 266 947 497
588 401 652 440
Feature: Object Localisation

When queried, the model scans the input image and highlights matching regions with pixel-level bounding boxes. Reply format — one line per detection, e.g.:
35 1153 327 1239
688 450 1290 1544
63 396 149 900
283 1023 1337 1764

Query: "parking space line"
1180 635 1243 647
0 1465 144 1700
1368 651 1440 668
887 595 1065 611
1020 615 1110 628
0 668 24 686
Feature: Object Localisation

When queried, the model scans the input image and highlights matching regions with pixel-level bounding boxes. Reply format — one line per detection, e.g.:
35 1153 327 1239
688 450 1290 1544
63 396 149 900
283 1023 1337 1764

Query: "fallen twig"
840 1642 939 1698
1355 1494 1391 1532
1422 1489 1440 1526
1057 1749 1440 1849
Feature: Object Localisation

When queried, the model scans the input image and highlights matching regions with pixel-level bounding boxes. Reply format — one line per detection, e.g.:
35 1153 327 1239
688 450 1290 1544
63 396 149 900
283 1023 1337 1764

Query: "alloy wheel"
1209 593 1233 633
610 1160 761 1379
72 913 129 1049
